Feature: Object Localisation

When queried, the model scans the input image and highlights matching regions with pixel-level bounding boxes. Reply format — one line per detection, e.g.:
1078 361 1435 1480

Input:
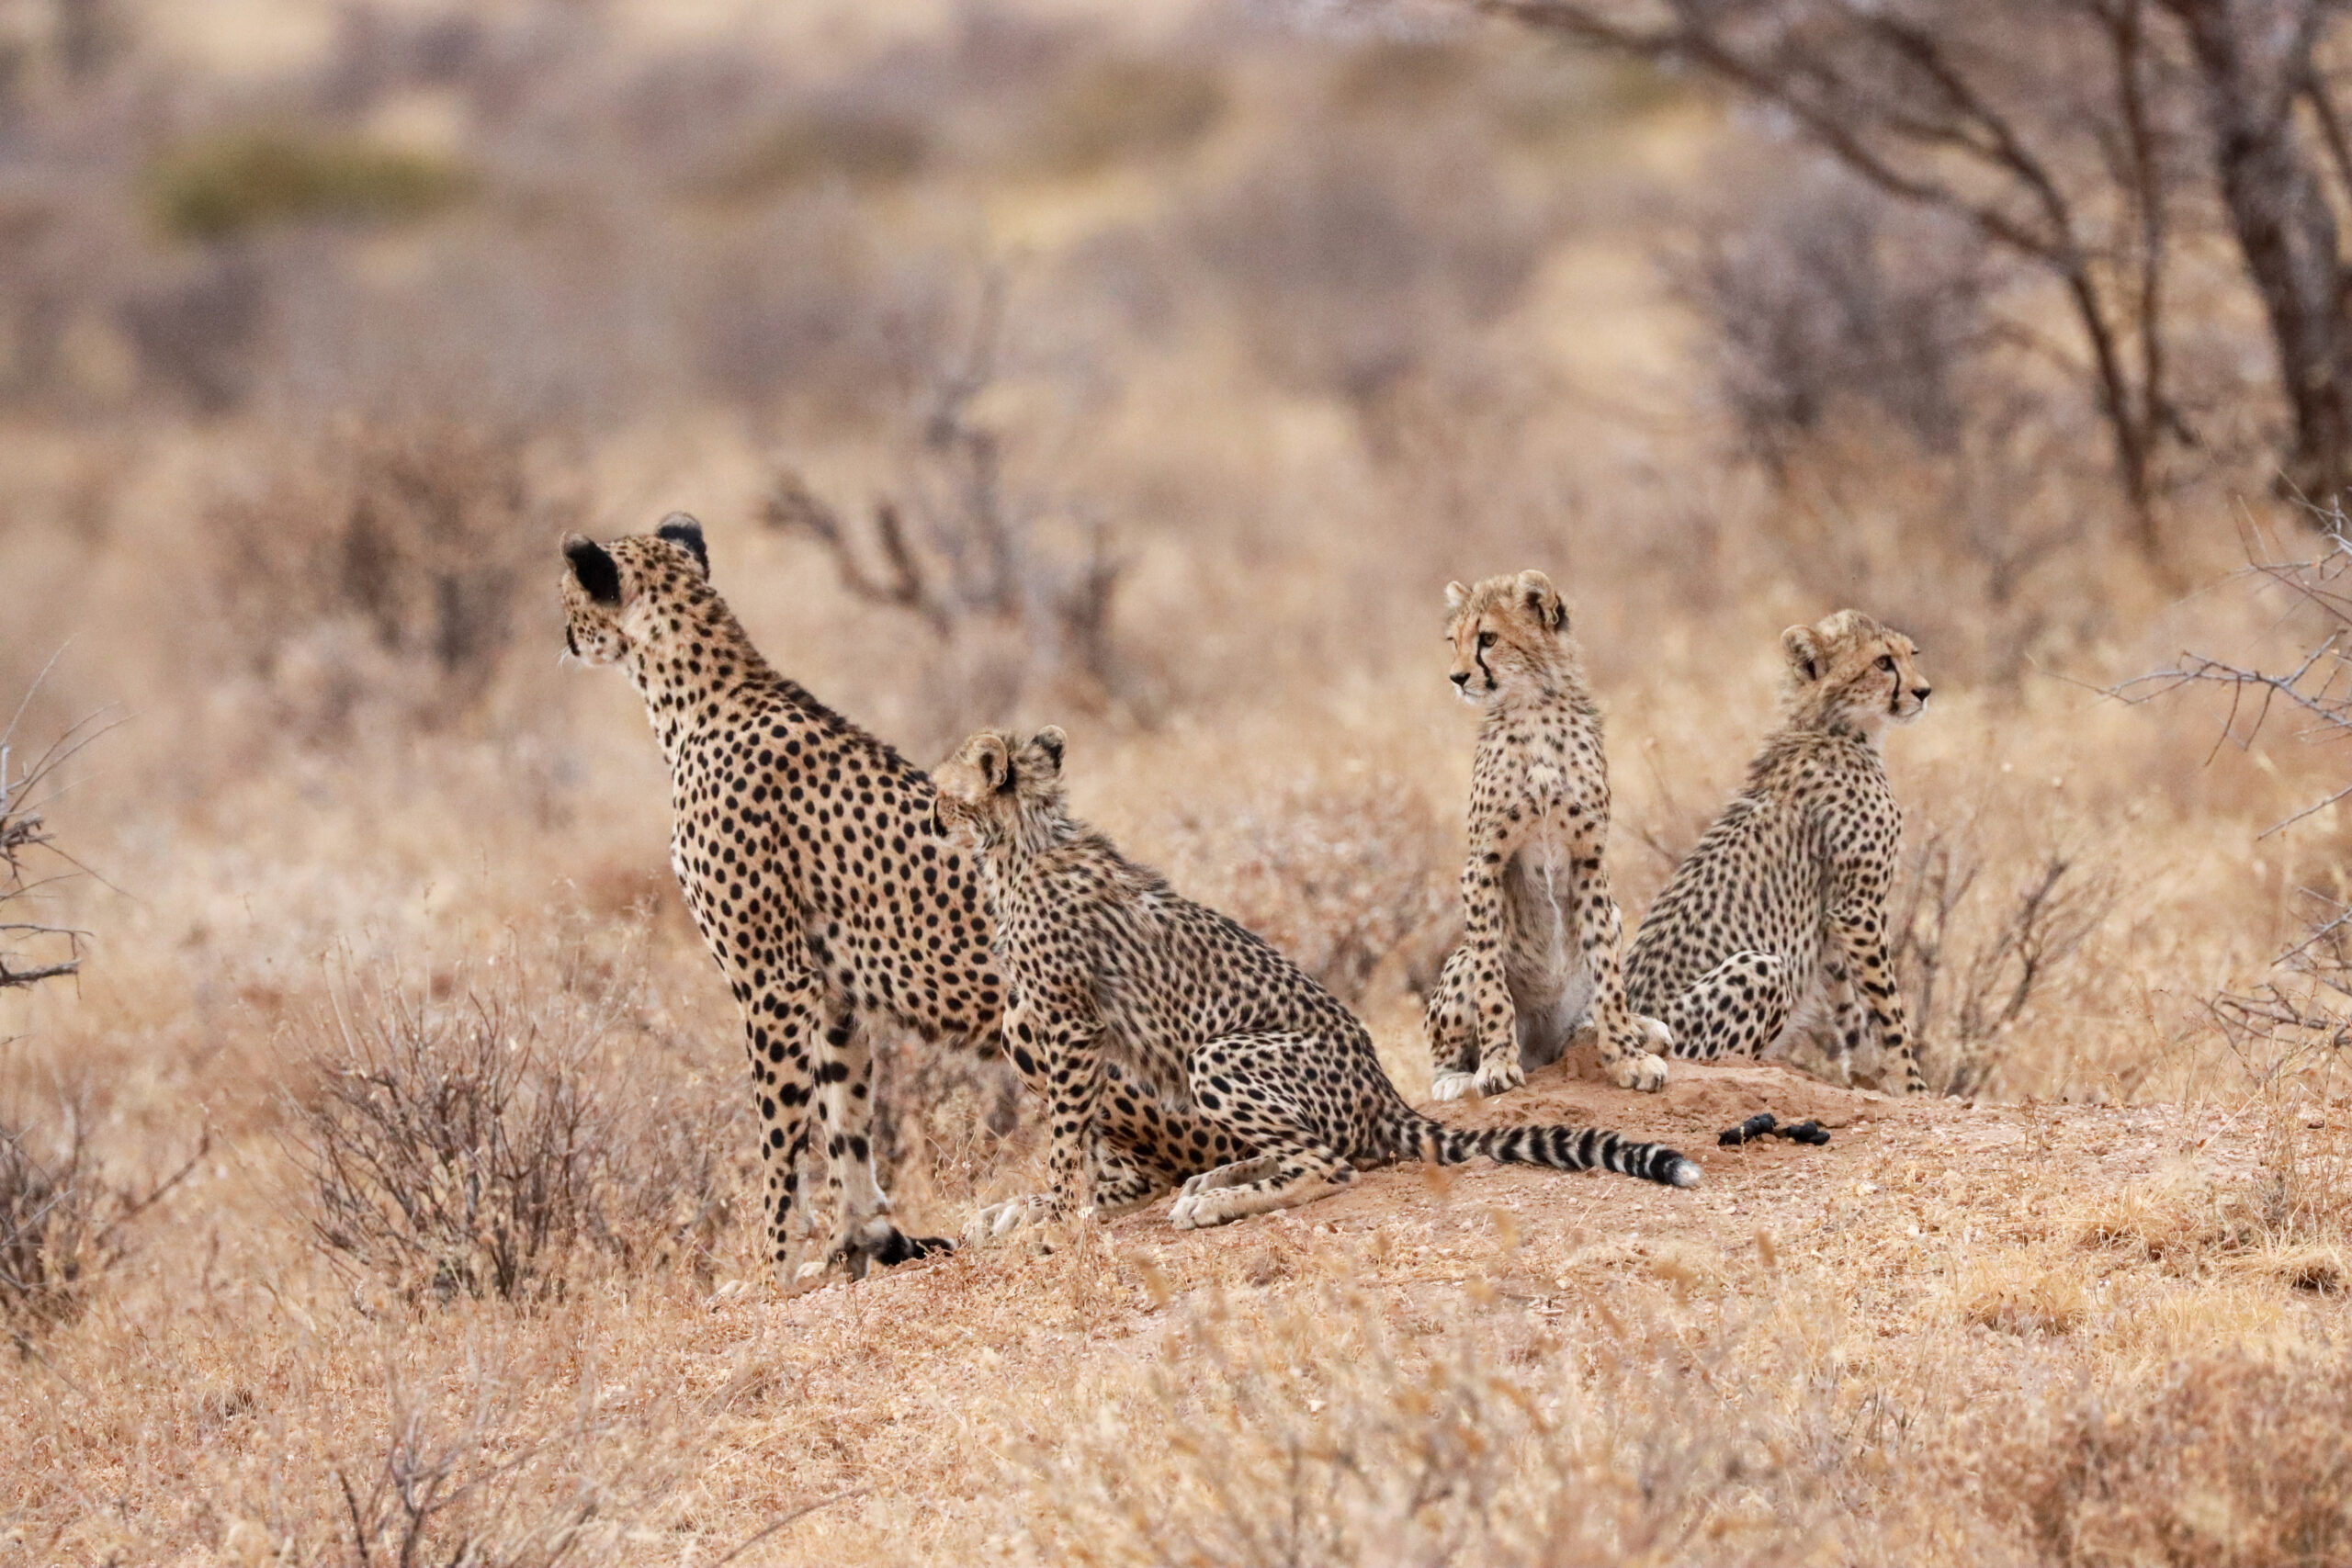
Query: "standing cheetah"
1623 610 1931 1094
560 517 1001 1282
1424 571 1669 1102
933 726 1698 1240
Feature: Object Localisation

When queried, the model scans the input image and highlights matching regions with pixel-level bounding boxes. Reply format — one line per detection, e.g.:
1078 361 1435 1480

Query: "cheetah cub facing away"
1624 610 1931 1094
1424 571 1671 1102
934 726 1698 1241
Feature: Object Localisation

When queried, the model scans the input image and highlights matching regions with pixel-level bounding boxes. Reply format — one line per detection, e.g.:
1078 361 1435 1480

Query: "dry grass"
0 1 2346 1562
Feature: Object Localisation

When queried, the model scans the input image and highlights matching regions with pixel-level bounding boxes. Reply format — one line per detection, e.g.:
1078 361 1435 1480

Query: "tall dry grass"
0 1 2346 1562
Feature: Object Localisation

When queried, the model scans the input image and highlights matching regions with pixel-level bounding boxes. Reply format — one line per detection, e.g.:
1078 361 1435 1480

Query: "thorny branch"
1 673 114 990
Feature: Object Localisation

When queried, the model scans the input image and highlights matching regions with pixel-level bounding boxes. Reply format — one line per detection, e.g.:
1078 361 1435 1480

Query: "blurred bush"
1019 56 1227 177
1678 166 1991 472
1185 122 1551 417
1153 769 1456 1006
709 107 929 199
145 130 473 243
1995 1349 2352 1566
201 422 573 733
1 1102 202 1337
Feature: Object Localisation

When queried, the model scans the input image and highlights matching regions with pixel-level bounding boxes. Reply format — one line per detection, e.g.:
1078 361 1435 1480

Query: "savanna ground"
2 0 2350 1562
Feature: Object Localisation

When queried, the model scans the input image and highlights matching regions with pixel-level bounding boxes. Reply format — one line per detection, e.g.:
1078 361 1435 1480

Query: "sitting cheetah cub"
1424 571 1671 1102
1624 610 1931 1094
933 726 1698 1240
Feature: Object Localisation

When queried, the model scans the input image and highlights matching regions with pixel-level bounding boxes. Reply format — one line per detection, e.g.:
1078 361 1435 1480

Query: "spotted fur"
560 516 1000 1283
1624 609 1932 1095
1424 572 1671 1102
935 726 1699 1239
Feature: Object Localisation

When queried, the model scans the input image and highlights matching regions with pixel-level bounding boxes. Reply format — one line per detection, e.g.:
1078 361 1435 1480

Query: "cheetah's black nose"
1912 684 1932 702
1451 671 1471 687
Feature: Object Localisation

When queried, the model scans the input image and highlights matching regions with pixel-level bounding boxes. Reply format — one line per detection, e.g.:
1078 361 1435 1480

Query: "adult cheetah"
1424 570 1670 1102
1623 609 1932 1094
560 516 1001 1282
933 726 1698 1239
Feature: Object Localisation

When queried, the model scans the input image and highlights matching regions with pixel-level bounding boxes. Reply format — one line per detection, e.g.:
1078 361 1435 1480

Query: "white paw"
1169 1188 1239 1230
1609 1050 1669 1093
1636 1015 1675 1054
1472 1056 1526 1098
1430 1070 1478 1103
965 1195 1052 1247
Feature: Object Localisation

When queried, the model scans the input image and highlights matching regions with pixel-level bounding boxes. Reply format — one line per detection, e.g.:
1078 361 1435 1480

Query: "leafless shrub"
867 1038 1025 1212
2119 521 2352 1068
2119 524 2352 832
762 280 1141 744
1183 117 1550 419
290 1348 718 1568
0 690 104 993
283 941 738 1303
1888 818 2117 1097
1678 164 1991 471
1993 1349 2352 1566
1154 769 1456 1004
0 1106 204 1341
203 421 575 733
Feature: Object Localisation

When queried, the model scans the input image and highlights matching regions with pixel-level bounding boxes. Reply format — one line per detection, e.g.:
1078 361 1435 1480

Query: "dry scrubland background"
0 0 2349 1562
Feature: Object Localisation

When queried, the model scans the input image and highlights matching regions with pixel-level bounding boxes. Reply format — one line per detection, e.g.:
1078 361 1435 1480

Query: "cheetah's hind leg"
1168 1031 1360 1228
1176 1152 1281 1200
1663 951 1796 1063
1168 1143 1351 1228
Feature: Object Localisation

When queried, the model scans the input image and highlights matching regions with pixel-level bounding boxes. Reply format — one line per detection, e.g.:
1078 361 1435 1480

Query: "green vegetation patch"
1022 57 1227 177
147 130 475 242
709 108 930 200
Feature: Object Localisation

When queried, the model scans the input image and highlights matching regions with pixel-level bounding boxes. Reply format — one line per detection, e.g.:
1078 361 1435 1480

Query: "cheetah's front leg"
1826 898 1927 1095
1448 825 1530 1100
966 999 1108 1247
1424 945 1485 1101
1563 811 1669 1093
799 1011 952 1284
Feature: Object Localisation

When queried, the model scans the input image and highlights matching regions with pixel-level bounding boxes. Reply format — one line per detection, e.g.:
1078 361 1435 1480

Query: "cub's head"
1442 570 1575 704
1781 610 1931 736
933 726 1069 850
559 513 712 666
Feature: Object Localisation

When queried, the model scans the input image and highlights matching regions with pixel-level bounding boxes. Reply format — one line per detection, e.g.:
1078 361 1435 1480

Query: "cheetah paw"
1169 1187 1244 1230
1429 1070 1480 1102
965 1195 1053 1247
1471 1055 1527 1098
1607 1049 1669 1093
1179 1155 1278 1198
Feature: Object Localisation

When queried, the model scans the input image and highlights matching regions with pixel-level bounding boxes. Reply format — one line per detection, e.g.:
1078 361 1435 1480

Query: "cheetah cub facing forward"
1425 571 1670 1102
1624 610 1931 1094
934 727 1698 1238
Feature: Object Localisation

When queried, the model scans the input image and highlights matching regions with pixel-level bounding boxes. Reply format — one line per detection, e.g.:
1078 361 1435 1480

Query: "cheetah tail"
1413 1116 1701 1189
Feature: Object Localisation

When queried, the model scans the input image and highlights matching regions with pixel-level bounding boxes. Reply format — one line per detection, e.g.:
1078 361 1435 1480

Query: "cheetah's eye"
1877 655 1896 672
1477 631 1497 650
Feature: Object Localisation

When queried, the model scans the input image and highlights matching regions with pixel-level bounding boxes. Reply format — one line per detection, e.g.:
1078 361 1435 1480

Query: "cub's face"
1783 610 1931 729
933 727 1069 849
558 514 711 668
1443 570 1571 705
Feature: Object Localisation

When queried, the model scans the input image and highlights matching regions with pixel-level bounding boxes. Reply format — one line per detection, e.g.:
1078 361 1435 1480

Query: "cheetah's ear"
563 536 621 606
1517 570 1566 633
1443 581 1471 614
1781 624 1824 682
1029 726 1067 778
973 732 1014 795
656 513 709 577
